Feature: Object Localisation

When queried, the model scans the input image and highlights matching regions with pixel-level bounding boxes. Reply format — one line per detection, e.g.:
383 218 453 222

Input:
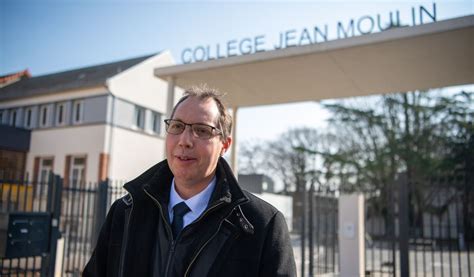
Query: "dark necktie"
171 202 190 238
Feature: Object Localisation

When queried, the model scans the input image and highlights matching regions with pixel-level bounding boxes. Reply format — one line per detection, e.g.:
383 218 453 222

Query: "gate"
298 187 339 276
0 174 62 276
60 180 124 276
0 177 125 276
365 173 473 276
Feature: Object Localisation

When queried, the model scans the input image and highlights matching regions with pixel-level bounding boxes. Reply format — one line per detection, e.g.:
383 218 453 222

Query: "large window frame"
38 157 54 185
69 156 86 188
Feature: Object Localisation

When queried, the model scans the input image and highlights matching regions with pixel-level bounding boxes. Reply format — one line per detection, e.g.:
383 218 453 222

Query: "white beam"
230 107 238 176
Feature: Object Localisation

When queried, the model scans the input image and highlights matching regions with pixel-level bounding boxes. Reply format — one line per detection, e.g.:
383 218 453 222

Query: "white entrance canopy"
155 15 473 108
155 15 473 173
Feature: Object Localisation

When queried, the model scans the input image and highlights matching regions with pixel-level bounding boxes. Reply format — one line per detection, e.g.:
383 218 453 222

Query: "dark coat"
83 158 296 277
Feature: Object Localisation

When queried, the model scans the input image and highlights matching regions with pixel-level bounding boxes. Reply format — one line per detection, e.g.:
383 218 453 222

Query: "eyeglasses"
164 119 222 139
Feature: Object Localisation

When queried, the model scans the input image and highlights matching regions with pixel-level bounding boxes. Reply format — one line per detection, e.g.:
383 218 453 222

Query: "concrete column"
339 194 365 277
54 237 64 277
164 77 176 158
166 76 176 119
105 94 115 180
230 107 238 176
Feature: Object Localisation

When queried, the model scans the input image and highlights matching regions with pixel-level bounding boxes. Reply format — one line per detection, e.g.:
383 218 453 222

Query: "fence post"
338 193 365 277
398 174 410 277
308 184 314 276
41 174 63 277
93 179 109 247
301 189 306 277
54 237 65 277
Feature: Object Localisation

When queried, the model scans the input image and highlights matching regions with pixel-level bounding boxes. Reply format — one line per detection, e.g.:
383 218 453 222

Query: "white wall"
26 125 108 183
108 127 165 181
254 192 293 232
105 51 186 182
107 51 175 115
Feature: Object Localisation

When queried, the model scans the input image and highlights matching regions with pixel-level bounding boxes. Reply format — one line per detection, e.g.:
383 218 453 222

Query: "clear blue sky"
1 0 472 141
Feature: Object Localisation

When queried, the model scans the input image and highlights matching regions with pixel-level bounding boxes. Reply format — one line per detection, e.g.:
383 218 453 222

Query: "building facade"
0 52 181 186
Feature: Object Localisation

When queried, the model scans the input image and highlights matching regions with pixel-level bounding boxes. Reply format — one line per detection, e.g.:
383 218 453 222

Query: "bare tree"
239 127 333 194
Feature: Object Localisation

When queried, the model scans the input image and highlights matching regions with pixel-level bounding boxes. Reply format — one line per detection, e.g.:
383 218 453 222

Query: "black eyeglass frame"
164 119 223 139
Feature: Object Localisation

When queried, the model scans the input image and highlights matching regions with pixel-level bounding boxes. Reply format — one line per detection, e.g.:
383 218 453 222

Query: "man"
83 85 296 277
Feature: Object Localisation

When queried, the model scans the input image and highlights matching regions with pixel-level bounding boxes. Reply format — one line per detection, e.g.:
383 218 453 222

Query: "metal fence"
365 183 397 276
0 176 125 276
60 180 124 276
365 174 473 277
3 172 471 276
0 176 61 276
297 187 339 276
295 172 472 276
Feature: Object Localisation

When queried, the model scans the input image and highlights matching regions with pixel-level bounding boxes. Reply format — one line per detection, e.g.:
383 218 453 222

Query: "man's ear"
221 136 232 156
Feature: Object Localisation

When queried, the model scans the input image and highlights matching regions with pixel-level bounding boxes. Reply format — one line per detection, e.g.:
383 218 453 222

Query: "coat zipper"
164 240 176 276
184 198 248 277
144 188 249 277
144 188 231 277
118 193 134 277
144 189 175 276
144 189 174 238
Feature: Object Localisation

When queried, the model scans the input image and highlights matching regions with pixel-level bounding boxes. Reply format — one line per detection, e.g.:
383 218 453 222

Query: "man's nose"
177 125 194 147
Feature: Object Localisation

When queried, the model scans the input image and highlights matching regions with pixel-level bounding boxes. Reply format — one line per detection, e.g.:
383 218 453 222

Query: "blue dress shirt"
168 176 216 229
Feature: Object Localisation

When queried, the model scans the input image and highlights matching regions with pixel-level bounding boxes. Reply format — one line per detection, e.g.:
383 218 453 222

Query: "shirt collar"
169 176 217 214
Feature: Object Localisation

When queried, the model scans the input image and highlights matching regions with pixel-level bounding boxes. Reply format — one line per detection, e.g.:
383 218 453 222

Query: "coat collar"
123 157 248 208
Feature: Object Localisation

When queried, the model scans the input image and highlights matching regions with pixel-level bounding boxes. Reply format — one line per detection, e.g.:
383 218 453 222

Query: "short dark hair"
170 84 232 140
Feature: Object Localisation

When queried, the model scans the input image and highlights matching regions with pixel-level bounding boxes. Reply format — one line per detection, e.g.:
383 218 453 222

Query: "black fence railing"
0 176 61 277
0 176 126 276
2 172 471 276
365 173 473 276
61 180 125 276
365 182 397 276
297 172 472 277
311 194 338 275
296 187 339 276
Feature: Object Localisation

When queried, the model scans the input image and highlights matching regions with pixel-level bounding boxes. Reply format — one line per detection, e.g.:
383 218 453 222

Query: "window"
56 102 66 126
0 149 26 180
152 112 161 134
9 109 17 126
40 105 50 127
70 156 86 187
73 100 84 124
24 107 33 128
39 157 54 185
134 106 145 129
0 110 4 124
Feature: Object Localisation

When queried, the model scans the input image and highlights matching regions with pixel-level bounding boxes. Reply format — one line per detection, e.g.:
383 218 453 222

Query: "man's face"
166 97 231 191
